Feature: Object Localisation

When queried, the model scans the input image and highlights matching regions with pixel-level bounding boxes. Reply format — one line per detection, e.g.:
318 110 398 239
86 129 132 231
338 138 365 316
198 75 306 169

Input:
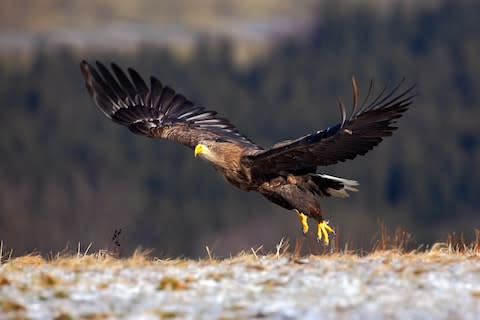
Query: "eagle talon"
317 220 335 246
295 210 309 235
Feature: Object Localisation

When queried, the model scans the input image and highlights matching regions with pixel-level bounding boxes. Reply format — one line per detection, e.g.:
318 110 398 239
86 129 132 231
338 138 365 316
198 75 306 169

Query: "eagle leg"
295 209 310 235
317 220 335 246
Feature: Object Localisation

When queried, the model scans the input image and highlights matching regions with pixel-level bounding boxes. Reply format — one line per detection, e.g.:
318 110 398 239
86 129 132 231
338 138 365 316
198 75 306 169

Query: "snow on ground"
1 250 480 320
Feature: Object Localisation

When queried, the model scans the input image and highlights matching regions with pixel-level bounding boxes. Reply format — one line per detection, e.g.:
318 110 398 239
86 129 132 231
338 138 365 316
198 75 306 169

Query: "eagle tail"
310 174 359 198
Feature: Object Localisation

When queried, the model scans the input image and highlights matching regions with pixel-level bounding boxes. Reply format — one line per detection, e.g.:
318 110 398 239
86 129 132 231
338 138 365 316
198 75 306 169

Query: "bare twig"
205 246 213 261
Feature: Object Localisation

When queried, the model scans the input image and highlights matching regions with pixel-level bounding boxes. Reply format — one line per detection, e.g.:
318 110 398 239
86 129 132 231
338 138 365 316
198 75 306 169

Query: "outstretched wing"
80 61 258 149
242 79 416 175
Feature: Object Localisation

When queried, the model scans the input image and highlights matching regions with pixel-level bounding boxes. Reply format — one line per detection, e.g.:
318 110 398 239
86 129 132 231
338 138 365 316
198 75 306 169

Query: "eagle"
80 61 415 245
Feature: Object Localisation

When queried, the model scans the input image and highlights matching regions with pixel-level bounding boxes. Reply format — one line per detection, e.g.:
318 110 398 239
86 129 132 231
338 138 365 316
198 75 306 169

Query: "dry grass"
1 230 479 319
1 227 479 268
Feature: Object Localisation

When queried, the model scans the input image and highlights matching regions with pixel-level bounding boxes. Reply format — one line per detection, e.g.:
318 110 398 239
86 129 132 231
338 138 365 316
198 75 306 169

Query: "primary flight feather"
80 61 415 245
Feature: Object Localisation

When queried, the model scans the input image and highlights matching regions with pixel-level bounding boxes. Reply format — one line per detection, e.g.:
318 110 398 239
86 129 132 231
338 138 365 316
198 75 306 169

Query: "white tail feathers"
317 174 359 198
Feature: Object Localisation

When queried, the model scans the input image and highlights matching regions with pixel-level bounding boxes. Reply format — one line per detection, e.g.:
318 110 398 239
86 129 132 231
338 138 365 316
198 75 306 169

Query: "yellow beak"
194 144 204 157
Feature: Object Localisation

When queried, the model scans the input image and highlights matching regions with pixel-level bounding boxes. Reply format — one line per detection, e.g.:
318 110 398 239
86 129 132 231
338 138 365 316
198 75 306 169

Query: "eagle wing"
80 61 258 149
242 79 416 176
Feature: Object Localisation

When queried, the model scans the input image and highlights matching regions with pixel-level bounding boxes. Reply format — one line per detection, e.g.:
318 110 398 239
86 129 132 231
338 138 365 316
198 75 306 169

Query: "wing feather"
80 61 258 149
128 67 149 100
111 63 138 103
243 80 415 176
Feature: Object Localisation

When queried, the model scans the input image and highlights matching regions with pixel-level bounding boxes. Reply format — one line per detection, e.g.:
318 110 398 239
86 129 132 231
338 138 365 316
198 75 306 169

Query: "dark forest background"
1 0 479 257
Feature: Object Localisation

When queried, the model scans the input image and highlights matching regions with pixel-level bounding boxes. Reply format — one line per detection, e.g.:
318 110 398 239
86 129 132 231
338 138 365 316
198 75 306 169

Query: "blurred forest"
0 0 479 257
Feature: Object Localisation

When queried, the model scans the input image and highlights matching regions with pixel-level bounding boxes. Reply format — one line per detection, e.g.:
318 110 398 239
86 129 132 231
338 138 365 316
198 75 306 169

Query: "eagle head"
194 142 218 162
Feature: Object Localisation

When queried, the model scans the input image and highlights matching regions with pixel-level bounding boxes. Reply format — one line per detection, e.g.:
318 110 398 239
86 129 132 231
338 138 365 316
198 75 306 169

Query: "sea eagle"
80 61 415 245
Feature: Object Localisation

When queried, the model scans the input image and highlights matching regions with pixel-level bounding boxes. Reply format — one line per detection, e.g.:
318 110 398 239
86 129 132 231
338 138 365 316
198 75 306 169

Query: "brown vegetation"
1 231 479 319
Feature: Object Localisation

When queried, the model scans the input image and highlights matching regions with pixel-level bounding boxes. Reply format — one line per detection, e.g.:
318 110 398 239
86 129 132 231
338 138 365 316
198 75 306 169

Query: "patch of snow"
1 253 479 319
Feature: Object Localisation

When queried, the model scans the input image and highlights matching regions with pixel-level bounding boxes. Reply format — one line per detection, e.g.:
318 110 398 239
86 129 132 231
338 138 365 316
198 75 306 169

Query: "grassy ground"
1 236 479 320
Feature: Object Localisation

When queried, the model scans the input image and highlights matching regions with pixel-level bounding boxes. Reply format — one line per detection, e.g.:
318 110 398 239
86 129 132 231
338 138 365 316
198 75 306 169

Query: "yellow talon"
295 210 309 234
317 220 335 245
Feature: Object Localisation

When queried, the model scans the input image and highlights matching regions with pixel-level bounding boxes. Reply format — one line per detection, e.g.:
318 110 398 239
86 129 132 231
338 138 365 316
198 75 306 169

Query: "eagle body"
80 61 415 244
198 141 352 214
195 140 356 216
